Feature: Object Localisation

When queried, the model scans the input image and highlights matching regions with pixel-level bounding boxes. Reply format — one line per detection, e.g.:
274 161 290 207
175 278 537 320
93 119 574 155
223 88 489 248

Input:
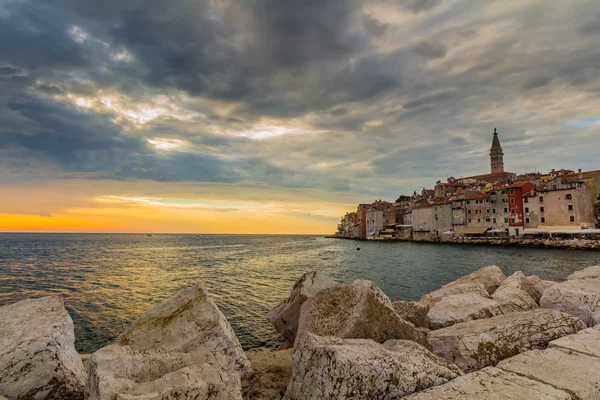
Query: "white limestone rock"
0 296 86 400
296 280 429 348
267 271 336 346
419 283 489 308
550 324 600 358
428 309 584 371
567 265 600 280
442 265 507 294
426 288 502 330
540 278 600 327
525 275 557 304
403 366 571 400
497 347 600 400
116 285 251 377
392 300 429 329
87 344 242 400
492 271 539 313
284 333 462 400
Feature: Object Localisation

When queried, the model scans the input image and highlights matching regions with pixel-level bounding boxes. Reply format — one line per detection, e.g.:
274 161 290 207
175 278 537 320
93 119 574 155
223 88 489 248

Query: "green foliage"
395 195 411 203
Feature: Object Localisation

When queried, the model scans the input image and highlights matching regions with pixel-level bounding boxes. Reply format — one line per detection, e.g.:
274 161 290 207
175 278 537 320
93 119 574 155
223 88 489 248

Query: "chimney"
579 169 583 180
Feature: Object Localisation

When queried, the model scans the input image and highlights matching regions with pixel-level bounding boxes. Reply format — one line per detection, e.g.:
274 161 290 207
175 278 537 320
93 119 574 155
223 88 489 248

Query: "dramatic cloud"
1 0 600 232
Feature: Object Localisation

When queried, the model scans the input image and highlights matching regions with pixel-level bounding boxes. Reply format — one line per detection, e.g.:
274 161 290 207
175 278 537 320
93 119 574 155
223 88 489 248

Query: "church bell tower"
490 128 504 174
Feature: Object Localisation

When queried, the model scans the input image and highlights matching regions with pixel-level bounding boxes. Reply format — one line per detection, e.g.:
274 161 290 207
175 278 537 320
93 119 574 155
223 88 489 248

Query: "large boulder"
116 285 251 377
0 296 86 400
525 275 557 304
567 265 600 280
419 283 489 308
428 309 584 372
86 345 243 400
550 324 600 357
442 266 506 294
492 271 539 313
296 280 429 348
392 300 429 329
243 348 293 400
497 347 600 400
426 286 502 330
540 278 600 327
267 271 336 346
284 333 462 400
403 367 571 400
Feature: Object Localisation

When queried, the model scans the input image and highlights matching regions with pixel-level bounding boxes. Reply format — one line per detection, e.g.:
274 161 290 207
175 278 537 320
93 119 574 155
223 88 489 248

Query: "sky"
1 0 600 234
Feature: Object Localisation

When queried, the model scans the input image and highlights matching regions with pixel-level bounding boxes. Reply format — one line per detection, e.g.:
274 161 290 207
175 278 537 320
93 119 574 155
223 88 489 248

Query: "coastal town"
334 129 600 242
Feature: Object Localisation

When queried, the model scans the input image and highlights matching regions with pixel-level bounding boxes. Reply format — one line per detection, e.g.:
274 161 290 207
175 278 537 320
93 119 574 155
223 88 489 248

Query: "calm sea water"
1 233 599 353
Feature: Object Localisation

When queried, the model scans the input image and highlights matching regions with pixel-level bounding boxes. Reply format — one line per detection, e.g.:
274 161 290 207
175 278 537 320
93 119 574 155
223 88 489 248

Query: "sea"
1 233 599 353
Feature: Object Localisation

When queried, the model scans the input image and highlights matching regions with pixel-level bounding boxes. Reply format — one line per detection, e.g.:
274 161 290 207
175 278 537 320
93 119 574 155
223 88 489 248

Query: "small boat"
148 234 152 237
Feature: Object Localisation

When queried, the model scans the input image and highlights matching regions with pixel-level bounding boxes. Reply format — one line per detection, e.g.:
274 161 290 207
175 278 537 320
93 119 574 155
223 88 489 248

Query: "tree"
395 195 411 203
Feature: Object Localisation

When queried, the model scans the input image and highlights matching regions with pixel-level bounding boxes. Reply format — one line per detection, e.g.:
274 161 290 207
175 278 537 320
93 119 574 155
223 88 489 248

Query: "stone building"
411 205 433 241
536 182 595 228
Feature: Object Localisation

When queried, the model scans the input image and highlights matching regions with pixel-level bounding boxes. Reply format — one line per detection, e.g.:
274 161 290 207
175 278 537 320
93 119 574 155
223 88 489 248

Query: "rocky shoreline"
2 265 600 399
328 235 600 250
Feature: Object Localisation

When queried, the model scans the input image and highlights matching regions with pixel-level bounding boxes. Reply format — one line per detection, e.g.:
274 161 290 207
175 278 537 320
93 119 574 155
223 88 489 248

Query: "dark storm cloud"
2 0 600 199
0 2 89 71
413 41 446 59
521 76 552 91
402 90 455 109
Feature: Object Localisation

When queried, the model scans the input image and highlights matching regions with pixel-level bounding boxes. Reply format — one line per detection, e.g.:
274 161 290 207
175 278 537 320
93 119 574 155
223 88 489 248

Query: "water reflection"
0 233 599 353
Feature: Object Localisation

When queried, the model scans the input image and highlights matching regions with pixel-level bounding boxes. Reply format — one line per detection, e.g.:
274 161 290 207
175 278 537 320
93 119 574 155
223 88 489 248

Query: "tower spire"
490 128 504 173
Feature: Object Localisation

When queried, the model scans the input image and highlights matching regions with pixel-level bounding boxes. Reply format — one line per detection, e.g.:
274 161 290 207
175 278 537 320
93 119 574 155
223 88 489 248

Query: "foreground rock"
0 296 86 400
243 348 293 400
567 265 600 280
550 324 600 357
392 300 429 328
285 333 461 400
525 275 557 304
419 283 490 308
267 271 336 347
428 309 584 371
116 284 251 377
297 280 429 347
492 271 539 313
425 285 502 329
403 366 571 400
87 345 242 400
540 278 600 327
442 265 506 294
497 348 600 400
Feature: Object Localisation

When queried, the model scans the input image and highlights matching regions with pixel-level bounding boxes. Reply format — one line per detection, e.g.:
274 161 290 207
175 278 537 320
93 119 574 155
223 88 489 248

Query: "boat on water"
147 234 152 237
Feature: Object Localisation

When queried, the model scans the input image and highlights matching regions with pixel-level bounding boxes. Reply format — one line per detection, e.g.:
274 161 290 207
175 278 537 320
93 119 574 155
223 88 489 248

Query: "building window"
467 200 471 204
468 218 472 223
493 218 497 223
566 194 572 200
468 210 472 214
486 218 491 222
541 217 545 223
524 198 528 203
485 199 490 203
486 209 490 214
568 205 573 211
512 218 516 223
502 198 507 202
525 207 529 213
511 208 516 214
504 208 508 213
539 196 544 202
525 217 530 223
540 207 544 213
434 206 438 210
493 209 496 214
570 216 575 222
510 198 515 204
510 189 514 194
477 218 481 223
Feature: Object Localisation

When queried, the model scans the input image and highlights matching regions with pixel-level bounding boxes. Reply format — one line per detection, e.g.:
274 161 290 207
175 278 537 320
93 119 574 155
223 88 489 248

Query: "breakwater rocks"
3 265 600 399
